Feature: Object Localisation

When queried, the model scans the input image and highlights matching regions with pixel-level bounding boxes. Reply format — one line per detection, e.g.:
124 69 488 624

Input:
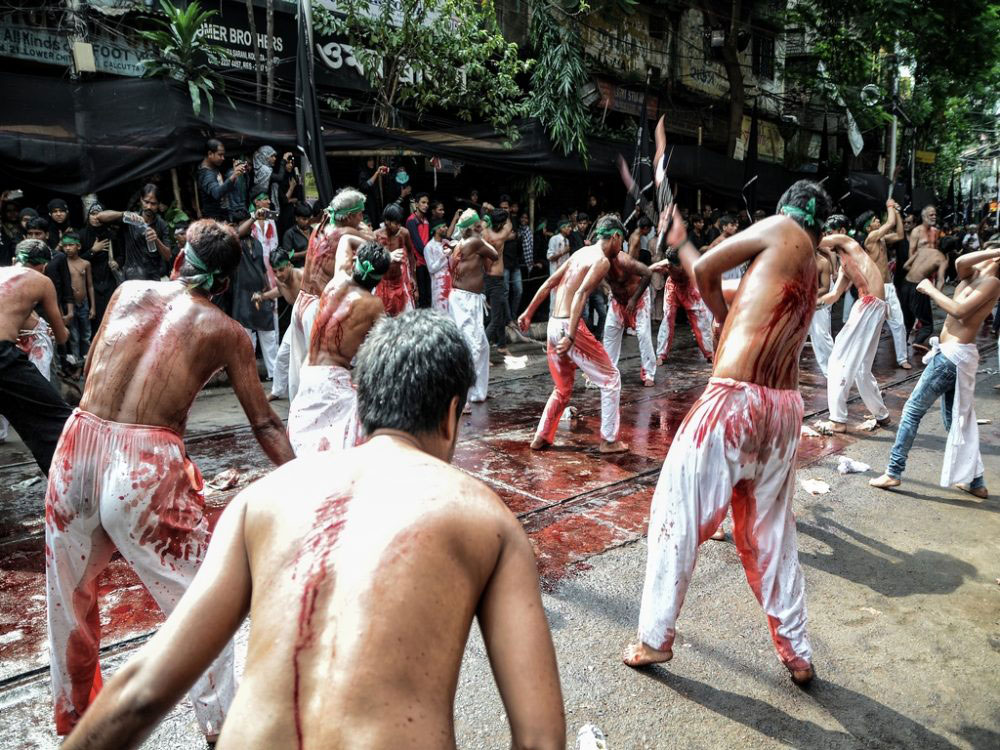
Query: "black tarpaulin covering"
1 71 817 204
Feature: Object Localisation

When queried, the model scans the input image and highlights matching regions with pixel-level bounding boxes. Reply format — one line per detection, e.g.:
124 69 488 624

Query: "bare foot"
710 527 726 541
898 360 912 370
462 402 472 414
789 664 815 686
530 436 551 450
870 473 900 489
643 378 655 388
267 393 281 402
599 440 629 454
814 420 846 435
954 483 988 499
622 641 673 667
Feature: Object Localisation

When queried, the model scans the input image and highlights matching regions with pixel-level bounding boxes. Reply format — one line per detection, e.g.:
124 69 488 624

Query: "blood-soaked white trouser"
45 409 234 736
603 287 656 381
535 317 620 444
287 364 361 454
449 289 489 402
288 290 319 404
638 378 812 671
808 304 834 377
657 278 714 361
827 295 889 423
271 325 291 398
883 283 908 365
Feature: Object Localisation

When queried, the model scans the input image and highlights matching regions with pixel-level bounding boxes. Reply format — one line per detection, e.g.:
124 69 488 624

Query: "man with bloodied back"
61 310 565 750
45 219 295 743
625 180 832 687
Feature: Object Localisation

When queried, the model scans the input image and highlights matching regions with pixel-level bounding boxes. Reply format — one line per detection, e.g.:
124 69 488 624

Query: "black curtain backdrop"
2 72 828 207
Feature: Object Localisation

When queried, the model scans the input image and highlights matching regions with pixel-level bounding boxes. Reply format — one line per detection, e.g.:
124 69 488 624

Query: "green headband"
863 216 876 233
536 220 547 231
780 197 817 227
482 215 493 228
354 257 384 283
180 243 218 291
595 227 624 239
253 192 269 202
60 235 80 246
430 220 447 232
329 199 365 221
272 251 292 270
457 214 480 230
16 248 48 266
557 219 572 229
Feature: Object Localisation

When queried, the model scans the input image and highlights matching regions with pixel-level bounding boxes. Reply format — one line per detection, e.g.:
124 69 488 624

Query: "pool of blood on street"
0 330 931 680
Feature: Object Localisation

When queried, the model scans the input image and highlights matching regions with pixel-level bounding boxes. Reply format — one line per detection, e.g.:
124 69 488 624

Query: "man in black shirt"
93 185 171 281
281 203 312 266
230 211 277 379
27 217 74 325
46 199 72 249
197 138 247 221
78 203 120 326
569 212 590 253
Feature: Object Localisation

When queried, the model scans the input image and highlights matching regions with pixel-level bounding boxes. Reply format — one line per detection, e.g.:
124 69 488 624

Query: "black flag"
623 92 653 227
296 0 333 207
743 100 759 217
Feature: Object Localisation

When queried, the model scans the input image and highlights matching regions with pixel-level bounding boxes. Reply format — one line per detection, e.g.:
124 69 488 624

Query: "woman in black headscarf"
273 151 304 237
78 203 120 326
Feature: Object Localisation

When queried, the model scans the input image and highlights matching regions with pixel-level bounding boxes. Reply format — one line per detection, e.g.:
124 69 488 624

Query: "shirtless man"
450 208 499 405
652 250 715 364
814 232 891 434
0 240 71 473
900 204 947 352
518 215 627 454
45 219 295 741
871 246 1000 498
287 241 389 454
807 243 835 376
483 209 516 360
859 199 910 368
62 233 95 363
374 203 418 316
625 180 831 687
288 187 370 403
602 252 657 386
61 311 565 750
254 247 302 401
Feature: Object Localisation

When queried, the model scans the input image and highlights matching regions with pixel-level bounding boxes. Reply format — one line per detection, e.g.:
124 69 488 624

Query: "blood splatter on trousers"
45 410 234 736
288 364 361 454
656 278 714 362
638 378 812 671
603 287 657 382
288 290 319 404
534 317 621 444
808 304 834 377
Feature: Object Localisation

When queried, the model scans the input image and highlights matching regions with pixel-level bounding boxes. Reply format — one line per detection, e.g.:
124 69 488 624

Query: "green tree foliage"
138 0 231 119
787 0 1000 191
311 0 529 139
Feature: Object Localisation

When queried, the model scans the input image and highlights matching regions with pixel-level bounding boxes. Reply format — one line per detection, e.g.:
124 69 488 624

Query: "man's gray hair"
330 187 367 216
921 204 936 221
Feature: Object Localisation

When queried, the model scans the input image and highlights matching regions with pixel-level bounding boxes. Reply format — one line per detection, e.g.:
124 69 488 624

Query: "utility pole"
887 48 899 184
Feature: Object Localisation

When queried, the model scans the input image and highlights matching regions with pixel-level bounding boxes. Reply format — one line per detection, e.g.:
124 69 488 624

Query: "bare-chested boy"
450 208 500 405
0 240 71 473
900 204 948 352
61 232 95 364
859 199 910 368
287 241 389 454
61 311 565 750
871 246 1000 498
288 188 370 403
519 215 627 454
815 232 891 433
807 243 835 376
602 252 657 386
625 180 832 687
45 219 295 741
254 247 302 401
374 203 418 316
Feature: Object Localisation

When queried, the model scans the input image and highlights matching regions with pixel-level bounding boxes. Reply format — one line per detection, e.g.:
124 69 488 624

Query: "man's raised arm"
225 327 295 465
917 276 1000 320
693 219 770 324
955 247 1000 280
62 495 253 750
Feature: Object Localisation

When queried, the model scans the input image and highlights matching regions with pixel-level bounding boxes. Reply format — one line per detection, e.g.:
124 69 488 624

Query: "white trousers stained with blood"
808 304 834 377
638 378 812 671
656 278 714 362
449 289 489 402
535 317 620 444
827 295 889 423
288 364 361 454
603 287 656 382
45 410 234 737
288 290 319 404
884 283 908 365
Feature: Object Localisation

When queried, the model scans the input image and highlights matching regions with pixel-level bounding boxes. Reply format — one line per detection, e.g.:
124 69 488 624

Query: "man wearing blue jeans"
871 246 1000 498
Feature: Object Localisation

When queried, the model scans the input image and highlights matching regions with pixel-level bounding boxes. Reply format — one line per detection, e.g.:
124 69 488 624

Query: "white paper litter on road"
837 456 871 474
801 478 831 495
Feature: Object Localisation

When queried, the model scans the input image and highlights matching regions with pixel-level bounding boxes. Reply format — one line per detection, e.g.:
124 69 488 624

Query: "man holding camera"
198 138 248 222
